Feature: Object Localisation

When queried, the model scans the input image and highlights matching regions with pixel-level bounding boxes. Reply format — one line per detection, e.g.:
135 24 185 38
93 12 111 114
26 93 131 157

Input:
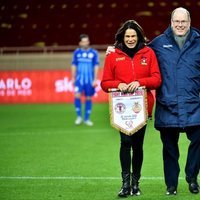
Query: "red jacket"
101 46 162 115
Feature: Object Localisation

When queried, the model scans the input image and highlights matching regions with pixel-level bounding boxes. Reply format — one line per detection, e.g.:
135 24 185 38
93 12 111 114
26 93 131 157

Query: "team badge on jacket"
141 56 147 65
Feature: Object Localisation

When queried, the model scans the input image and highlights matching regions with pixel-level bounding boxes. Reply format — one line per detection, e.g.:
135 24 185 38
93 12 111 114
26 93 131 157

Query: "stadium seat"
0 0 199 47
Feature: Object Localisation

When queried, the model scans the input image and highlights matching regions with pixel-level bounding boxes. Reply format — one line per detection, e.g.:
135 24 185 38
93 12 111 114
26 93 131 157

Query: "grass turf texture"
0 104 199 200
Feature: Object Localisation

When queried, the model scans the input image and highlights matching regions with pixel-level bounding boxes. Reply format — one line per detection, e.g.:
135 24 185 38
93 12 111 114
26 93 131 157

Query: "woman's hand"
127 81 140 92
118 83 128 92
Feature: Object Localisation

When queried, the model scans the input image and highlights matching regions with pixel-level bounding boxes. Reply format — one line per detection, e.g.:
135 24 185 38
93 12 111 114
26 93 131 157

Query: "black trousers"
120 126 146 180
160 126 200 188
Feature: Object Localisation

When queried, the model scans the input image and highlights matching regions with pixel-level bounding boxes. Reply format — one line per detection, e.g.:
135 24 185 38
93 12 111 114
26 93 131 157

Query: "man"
71 34 99 126
149 7 200 195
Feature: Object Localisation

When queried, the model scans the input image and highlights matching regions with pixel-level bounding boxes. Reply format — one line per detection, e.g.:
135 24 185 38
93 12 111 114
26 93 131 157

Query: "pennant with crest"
109 87 148 135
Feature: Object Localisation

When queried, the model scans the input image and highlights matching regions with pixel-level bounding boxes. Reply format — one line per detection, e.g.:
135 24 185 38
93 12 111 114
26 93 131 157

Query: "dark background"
0 0 199 47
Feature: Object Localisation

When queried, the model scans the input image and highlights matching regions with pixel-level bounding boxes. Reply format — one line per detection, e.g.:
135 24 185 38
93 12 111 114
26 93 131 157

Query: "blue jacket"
149 26 200 129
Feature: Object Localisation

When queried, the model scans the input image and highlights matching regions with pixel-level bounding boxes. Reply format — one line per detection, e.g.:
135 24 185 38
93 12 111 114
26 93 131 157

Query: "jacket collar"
164 26 200 42
116 46 149 56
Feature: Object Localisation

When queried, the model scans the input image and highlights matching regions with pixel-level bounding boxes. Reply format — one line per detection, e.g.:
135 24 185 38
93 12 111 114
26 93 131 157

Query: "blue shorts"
74 82 95 96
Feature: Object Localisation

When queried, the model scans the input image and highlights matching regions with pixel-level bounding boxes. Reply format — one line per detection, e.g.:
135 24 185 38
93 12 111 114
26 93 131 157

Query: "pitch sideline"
0 176 185 180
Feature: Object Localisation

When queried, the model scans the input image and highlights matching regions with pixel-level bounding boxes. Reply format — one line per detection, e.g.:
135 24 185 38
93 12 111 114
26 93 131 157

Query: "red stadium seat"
0 0 199 47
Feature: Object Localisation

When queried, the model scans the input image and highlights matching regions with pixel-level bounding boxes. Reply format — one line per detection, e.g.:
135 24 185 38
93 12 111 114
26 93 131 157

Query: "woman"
101 20 161 197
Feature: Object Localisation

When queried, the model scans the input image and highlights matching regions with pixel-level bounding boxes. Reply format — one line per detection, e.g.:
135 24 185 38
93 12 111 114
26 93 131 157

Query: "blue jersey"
72 48 99 85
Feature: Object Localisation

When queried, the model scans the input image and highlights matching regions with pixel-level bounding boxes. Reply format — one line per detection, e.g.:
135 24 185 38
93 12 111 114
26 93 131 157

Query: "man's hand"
92 80 98 87
106 46 115 55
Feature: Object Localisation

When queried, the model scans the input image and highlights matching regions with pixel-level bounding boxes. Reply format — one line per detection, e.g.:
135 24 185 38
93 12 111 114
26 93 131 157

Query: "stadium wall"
0 52 108 104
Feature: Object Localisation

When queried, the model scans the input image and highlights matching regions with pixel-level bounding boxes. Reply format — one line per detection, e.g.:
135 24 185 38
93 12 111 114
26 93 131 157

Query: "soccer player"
71 34 99 126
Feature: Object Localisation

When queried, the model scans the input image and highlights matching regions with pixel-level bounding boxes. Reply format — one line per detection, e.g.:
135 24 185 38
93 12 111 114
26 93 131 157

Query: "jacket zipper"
131 58 134 79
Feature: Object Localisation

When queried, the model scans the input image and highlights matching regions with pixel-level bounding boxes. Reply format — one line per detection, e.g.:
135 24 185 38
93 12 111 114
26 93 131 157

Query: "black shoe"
166 186 177 195
118 172 131 198
131 184 141 196
186 177 199 194
131 173 141 196
188 181 199 194
118 187 131 198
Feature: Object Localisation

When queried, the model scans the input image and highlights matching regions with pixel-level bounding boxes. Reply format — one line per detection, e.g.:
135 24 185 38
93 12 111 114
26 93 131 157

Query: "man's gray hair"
171 7 191 21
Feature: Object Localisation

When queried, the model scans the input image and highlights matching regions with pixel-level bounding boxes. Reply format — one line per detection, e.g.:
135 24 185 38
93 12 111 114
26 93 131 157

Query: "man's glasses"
172 20 189 25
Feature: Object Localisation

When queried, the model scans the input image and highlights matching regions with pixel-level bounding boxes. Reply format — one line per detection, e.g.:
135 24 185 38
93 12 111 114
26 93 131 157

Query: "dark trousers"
120 126 146 179
160 126 200 188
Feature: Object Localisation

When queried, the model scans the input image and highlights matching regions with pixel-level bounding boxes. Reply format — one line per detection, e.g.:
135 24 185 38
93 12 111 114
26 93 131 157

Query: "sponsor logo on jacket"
163 44 173 48
116 57 125 61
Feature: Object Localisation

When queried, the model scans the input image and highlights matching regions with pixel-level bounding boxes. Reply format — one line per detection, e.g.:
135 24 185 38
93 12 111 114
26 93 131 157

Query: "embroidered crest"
141 56 147 65
132 102 142 113
114 103 126 114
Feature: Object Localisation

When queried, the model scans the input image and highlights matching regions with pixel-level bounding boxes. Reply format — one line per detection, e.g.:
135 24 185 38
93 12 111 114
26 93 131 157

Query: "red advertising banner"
0 70 108 104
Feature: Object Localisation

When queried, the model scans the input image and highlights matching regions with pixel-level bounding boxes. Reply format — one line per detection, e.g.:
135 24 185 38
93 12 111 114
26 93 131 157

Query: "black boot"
131 173 141 196
118 172 131 198
186 176 199 194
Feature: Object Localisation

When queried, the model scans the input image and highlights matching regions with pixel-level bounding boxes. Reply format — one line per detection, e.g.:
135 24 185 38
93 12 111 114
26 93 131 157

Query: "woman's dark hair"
114 20 147 51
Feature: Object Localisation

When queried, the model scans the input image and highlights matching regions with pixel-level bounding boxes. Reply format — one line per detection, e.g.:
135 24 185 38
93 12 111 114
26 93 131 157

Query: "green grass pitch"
0 104 199 200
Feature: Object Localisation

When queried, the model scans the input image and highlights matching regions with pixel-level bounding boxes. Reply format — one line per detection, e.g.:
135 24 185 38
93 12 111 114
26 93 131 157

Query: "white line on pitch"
0 128 113 136
0 176 185 180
